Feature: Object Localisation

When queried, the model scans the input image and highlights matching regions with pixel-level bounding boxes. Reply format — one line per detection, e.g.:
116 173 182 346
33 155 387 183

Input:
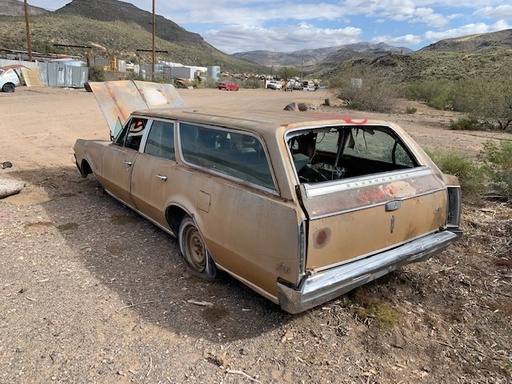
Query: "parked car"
266 80 282 90
217 81 239 91
0 65 23 92
74 80 462 314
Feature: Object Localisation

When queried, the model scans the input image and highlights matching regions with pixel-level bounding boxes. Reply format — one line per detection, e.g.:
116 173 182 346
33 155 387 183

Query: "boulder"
283 102 310 111
0 178 25 199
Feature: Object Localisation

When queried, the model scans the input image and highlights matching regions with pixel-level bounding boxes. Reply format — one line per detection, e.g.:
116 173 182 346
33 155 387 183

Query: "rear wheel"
2 83 15 93
178 216 218 279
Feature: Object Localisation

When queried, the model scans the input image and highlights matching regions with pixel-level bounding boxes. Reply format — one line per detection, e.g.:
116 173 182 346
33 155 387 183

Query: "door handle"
123 160 133 166
156 174 168 181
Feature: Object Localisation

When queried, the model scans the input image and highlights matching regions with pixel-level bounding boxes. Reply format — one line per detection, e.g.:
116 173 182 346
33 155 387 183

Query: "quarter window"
179 123 275 191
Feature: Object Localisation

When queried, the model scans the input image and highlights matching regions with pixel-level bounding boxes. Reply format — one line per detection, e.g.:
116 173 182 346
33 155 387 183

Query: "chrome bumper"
277 230 462 314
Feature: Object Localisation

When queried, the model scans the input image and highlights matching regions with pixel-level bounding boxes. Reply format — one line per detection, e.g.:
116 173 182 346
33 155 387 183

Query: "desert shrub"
478 140 512 201
405 107 417 114
333 69 397 113
193 78 217 89
450 116 482 131
453 73 512 131
88 66 105 82
242 78 261 89
427 149 487 197
404 80 455 110
352 291 400 329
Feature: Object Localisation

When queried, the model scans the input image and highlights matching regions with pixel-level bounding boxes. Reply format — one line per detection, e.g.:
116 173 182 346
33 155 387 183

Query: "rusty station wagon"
74 81 462 314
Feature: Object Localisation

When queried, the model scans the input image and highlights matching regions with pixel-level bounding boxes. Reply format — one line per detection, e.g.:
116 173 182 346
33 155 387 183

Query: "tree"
454 71 512 131
277 66 300 81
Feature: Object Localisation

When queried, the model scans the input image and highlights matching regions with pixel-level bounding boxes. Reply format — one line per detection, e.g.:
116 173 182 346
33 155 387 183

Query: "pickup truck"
266 80 282 90
0 66 22 93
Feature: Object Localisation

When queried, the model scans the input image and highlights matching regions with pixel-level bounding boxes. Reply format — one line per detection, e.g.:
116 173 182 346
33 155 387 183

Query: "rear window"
287 125 418 183
179 123 276 191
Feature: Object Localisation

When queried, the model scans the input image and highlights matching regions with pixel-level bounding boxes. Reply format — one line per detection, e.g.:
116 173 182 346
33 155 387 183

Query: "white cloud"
25 0 512 54
474 5 512 20
423 20 512 41
204 24 363 53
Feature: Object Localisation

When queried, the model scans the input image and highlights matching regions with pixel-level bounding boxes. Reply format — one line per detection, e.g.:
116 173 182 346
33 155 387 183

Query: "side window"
144 120 175 160
343 127 413 165
115 117 148 150
179 123 275 191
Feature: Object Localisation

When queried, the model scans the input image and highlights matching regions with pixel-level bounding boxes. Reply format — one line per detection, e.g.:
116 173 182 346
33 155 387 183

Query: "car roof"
132 107 394 135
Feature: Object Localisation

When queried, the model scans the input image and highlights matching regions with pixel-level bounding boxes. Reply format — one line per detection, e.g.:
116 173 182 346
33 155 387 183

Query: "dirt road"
0 86 511 383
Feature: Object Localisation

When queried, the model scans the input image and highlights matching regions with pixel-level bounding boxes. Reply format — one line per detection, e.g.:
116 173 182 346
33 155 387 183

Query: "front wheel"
2 83 15 93
178 216 218 279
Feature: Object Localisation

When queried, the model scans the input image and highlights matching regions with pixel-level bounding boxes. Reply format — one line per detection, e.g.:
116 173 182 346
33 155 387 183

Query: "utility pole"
152 0 156 81
136 49 168 79
24 0 32 61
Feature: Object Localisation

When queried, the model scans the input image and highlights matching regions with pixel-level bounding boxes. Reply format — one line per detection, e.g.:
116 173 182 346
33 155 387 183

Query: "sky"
26 0 512 54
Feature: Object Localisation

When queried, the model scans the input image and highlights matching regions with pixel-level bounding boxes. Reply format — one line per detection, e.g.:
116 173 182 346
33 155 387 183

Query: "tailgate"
300 168 448 271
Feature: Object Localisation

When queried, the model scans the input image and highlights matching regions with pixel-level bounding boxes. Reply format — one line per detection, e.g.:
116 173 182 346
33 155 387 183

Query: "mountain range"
0 0 511 79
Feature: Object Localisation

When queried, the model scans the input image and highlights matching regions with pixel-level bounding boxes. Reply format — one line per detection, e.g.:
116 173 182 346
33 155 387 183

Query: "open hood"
88 80 184 138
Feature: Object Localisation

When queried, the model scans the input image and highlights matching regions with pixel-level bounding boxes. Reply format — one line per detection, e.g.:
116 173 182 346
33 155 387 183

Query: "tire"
2 83 15 93
178 216 218 279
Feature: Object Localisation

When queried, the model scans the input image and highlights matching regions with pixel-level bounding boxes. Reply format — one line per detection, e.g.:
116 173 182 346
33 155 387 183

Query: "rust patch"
313 227 332 249
24 221 53 230
57 222 79 231
110 213 138 225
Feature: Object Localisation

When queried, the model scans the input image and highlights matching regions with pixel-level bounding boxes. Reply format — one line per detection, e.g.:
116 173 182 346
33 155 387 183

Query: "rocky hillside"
0 0 47 16
0 0 268 73
419 29 512 52
54 0 206 49
233 42 411 69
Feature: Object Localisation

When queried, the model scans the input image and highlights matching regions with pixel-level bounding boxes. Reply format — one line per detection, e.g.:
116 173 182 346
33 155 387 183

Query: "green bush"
427 149 487 197
331 68 397 113
405 107 417 114
478 140 512 201
450 116 482 131
453 74 512 131
88 66 105 82
337 80 397 113
242 78 261 89
404 80 455 110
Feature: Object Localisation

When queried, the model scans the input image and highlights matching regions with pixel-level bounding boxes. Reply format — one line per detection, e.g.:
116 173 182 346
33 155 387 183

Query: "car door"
177 122 303 298
130 119 177 228
98 117 148 208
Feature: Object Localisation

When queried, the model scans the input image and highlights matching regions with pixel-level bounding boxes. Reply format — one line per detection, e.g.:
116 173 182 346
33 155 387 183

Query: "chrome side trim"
277 230 461 314
307 187 446 220
303 167 433 197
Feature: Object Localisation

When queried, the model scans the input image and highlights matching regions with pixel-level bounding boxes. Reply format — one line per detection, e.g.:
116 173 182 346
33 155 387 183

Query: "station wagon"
74 81 462 313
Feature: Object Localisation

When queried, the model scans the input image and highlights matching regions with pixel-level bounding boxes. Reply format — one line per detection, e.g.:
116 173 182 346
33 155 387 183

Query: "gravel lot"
0 86 511 384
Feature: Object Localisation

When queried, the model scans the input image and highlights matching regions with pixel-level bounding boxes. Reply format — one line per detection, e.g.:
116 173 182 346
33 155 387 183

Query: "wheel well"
165 205 188 235
80 159 93 177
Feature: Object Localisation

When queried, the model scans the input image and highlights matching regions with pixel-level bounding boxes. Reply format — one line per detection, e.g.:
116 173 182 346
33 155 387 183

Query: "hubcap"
185 226 206 272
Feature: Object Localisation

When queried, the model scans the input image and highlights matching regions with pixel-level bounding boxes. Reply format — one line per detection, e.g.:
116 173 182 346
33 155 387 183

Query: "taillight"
447 186 462 227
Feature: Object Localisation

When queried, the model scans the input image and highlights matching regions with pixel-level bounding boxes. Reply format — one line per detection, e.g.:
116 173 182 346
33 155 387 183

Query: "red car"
217 81 239 91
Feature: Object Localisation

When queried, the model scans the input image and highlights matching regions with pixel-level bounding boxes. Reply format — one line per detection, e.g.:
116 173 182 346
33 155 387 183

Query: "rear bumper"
277 230 461 314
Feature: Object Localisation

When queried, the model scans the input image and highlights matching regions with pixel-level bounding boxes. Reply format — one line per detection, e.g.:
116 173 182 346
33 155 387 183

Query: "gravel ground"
0 86 511 384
